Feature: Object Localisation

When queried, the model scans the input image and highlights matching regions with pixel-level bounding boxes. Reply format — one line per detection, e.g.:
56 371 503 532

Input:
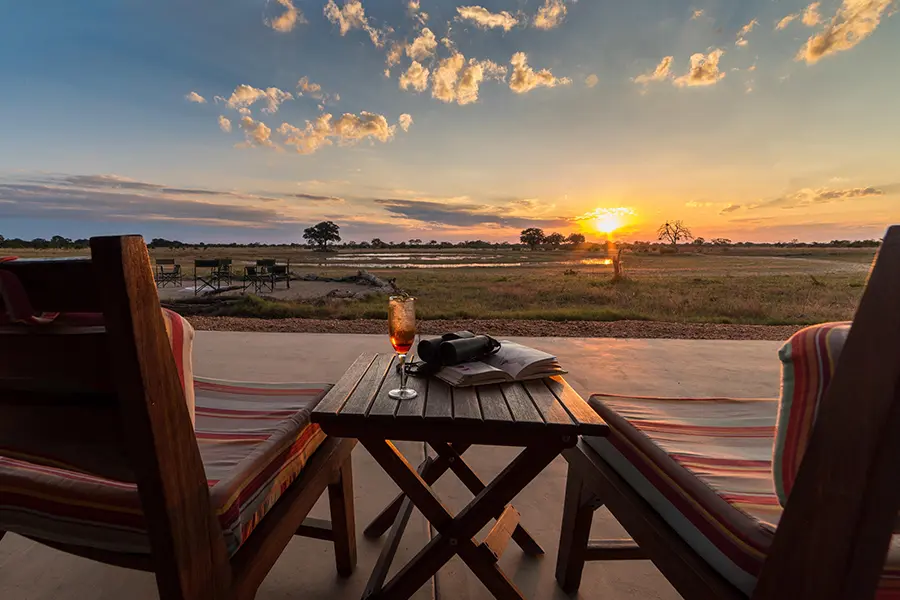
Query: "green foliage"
302 221 341 251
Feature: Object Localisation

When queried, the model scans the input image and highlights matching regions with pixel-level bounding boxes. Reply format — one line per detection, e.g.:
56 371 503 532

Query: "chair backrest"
156 258 176 266
195 258 219 268
755 226 900 599
0 236 229 594
256 259 276 267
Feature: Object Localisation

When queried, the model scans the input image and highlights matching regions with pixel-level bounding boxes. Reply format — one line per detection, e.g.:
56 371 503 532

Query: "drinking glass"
388 296 417 400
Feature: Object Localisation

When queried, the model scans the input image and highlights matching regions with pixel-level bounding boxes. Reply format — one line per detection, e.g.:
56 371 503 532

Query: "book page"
438 360 506 383
482 341 557 379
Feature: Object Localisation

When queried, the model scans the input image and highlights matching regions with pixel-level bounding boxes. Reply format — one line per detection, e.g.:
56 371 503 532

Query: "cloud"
585 74 599 88
797 0 892 64
265 0 306 32
400 61 430 92
239 116 275 148
754 185 886 209
673 49 726 87
456 6 519 31
297 76 338 106
373 198 568 228
398 114 413 132
429 54 506 104
222 84 293 114
691 9 705 20
408 0 428 25
509 52 571 94
287 192 345 202
633 56 674 84
685 200 714 208
277 112 410 154
323 0 384 47
385 42 404 75
735 18 758 46
0 175 303 229
776 13 800 29
185 91 206 103
406 27 437 60
802 2 823 26
218 115 232 133
533 0 568 29
720 203 741 214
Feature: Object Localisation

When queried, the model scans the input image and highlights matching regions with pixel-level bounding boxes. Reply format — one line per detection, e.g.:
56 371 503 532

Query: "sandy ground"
186 315 803 341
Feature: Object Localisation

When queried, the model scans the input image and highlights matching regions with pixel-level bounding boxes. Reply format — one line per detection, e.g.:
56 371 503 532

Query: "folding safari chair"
194 258 220 295
154 258 182 288
0 236 358 600
555 225 900 600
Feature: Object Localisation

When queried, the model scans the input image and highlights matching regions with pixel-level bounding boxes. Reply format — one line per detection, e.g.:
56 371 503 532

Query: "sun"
593 214 623 234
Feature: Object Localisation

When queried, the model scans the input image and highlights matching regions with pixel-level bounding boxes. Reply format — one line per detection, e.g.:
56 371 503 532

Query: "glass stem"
399 353 408 389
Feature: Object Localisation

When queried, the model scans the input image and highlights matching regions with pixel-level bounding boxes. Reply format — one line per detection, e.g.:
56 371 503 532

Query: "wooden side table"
312 352 608 600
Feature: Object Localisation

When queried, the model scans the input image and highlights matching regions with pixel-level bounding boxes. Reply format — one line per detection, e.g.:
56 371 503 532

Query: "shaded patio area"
0 333 782 600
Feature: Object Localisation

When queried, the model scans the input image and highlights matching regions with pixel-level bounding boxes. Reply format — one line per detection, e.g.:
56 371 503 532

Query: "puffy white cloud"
797 0 893 63
533 0 567 29
735 18 758 46
427 54 507 104
691 9 705 20
408 0 429 24
673 49 726 87
296 76 338 107
456 6 519 31
218 115 232 133
432 53 466 102
406 27 437 60
324 0 384 47
508 52 571 93
266 0 306 32
239 116 275 148
385 41 404 75
185 91 206 103
585 73 599 88
802 2 823 26
278 111 410 154
776 13 799 29
399 61 430 92
223 85 293 114
633 56 674 84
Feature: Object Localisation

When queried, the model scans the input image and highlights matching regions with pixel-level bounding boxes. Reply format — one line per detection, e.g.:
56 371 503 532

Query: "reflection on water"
327 253 500 261
293 257 613 269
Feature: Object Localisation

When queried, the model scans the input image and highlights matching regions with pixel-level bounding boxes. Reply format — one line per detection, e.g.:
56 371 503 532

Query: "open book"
435 341 566 387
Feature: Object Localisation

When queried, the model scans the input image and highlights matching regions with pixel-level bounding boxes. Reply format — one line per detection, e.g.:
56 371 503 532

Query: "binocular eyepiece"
417 331 500 366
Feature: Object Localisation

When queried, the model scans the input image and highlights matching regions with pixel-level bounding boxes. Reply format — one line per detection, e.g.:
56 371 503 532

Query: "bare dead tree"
656 220 694 251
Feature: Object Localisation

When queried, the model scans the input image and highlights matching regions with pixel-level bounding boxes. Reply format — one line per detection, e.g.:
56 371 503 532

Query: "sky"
0 0 898 244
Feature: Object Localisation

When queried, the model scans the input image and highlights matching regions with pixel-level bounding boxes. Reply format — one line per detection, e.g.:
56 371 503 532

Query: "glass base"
389 387 418 400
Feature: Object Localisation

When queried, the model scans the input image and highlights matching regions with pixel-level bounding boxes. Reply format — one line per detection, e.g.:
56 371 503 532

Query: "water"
292 257 613 269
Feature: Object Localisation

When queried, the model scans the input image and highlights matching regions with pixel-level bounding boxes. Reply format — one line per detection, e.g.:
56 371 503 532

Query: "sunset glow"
1 1 898 243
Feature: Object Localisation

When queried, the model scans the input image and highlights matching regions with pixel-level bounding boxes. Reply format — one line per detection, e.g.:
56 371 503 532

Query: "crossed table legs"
360 437 571 600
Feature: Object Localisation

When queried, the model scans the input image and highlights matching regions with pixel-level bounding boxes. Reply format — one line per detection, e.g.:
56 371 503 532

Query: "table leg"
360 437 566 600
365 442 472 538
430 442 545 556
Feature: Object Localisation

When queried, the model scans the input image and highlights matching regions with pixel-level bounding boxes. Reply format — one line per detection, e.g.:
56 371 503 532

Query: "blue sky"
0 0 898 243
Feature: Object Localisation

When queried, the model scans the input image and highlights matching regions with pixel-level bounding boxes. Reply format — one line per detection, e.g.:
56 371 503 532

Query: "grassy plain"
9 246 874 325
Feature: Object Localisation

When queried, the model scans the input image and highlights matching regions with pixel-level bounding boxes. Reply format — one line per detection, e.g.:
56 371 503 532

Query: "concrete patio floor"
0 333 783 600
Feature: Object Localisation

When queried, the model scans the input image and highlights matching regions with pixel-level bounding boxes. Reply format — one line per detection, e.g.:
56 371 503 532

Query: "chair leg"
327 455 357 577
556 463 598 593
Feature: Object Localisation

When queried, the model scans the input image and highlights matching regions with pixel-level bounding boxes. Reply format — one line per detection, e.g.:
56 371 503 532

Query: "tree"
302 221 341 251
656 220 693 250
544 232 566 247
711 238 732 246
520 228 545 250
567 233 586 245
692 237 706 246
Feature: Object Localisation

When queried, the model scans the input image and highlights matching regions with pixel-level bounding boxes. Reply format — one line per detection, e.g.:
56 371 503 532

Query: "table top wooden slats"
477 384 513 423
312 353 608 445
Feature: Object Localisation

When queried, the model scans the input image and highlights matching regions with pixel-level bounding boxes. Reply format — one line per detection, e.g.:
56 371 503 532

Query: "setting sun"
576 207 637 237
593 214 623 234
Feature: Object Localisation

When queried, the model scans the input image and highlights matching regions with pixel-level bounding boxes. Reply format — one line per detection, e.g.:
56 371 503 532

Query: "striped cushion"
774 321 850 505
585 394 900 597
160 308 196 425
0 378 331 556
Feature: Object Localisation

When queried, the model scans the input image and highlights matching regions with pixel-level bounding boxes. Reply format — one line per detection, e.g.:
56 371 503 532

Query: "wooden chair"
555 225 900 600
0 235 357 600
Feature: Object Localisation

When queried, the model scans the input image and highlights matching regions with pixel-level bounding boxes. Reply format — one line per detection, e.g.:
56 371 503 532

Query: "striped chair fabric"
585 393 900 597
773 321 851 505
0 377 330 556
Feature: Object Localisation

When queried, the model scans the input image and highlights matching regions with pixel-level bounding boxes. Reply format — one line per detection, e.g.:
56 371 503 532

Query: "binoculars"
417 331 500 366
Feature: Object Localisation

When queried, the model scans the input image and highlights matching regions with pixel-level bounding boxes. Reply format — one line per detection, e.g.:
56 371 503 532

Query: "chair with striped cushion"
0 235 357 600
555 225 900 600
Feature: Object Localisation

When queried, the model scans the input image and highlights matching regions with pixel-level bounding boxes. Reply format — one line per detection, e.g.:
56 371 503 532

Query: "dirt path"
187 316 804 341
